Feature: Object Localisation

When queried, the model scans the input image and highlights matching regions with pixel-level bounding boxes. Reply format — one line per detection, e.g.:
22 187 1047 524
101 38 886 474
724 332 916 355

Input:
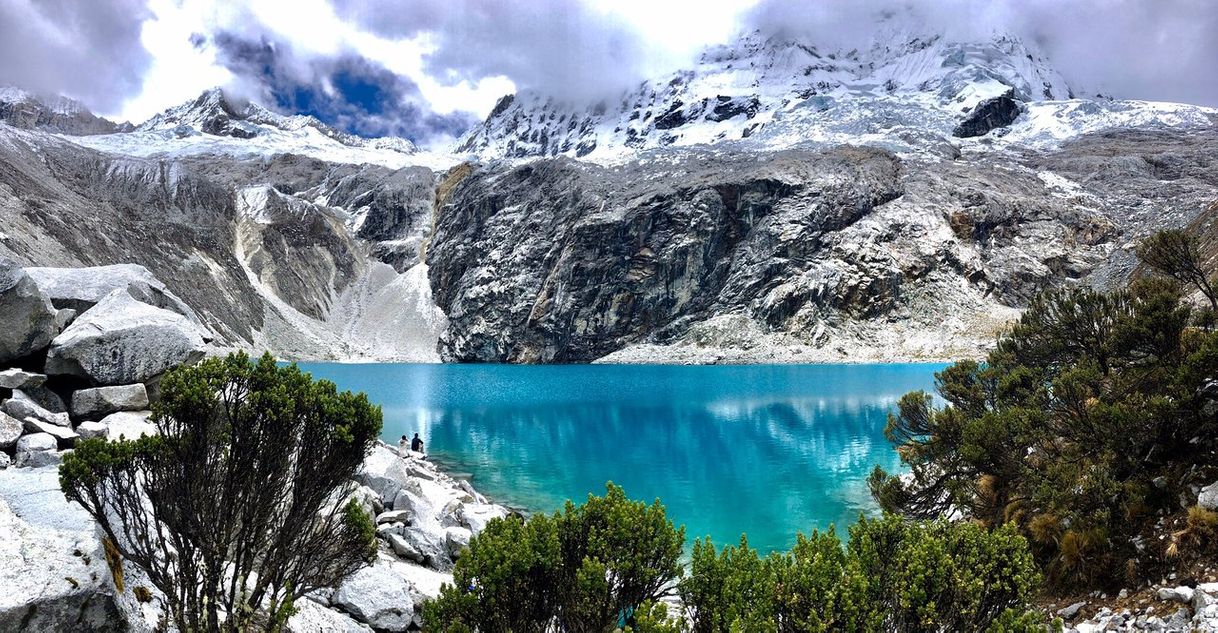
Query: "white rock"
0 411 22 450
26 264 202 326
444 526 472 559
1198 481 1218 511
71 384 150 419
0 453 8 469
386 533 425 564
286 598 373 633
97 411 157 441
2 390 70 427
75 420 108 440
0 465 145 630
376 510 411 525
1158 586 1194 603
45 289 206 386
0 368 46 390
355 444 412 505
0 257 60 364
15 432 57 467
332 561 419 632
22 417 79 446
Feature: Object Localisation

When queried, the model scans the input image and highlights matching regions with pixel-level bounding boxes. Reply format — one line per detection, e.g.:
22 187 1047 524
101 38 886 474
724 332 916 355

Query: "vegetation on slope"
59 353 382 632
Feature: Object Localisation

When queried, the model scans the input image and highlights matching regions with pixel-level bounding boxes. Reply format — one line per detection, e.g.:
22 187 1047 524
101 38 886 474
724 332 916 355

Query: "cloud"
212 31 478 145
333 0 649 102
742 0 1218 106
0 0 152 115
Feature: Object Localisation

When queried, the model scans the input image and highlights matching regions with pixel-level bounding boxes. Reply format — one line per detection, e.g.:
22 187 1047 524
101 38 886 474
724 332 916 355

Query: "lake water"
296 362 945 553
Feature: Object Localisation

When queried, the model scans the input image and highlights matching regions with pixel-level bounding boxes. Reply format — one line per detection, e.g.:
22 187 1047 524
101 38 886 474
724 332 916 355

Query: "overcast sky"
1 0 1215 148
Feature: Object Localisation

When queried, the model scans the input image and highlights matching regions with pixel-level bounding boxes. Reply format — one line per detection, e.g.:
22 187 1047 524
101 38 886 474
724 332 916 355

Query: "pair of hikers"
399 433 424 457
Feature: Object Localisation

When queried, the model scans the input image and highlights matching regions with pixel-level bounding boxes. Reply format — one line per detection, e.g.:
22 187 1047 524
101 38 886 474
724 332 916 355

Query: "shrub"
872 231 1218 588
60 352 382 632
682 516 1039 633
425 483 684 632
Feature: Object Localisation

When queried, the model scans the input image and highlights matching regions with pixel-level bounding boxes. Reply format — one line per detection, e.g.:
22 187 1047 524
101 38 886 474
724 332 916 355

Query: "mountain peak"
137 88 419 154
0 85 131 135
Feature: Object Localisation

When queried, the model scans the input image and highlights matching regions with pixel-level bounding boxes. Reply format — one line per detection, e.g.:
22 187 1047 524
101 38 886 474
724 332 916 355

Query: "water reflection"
299 363 944 553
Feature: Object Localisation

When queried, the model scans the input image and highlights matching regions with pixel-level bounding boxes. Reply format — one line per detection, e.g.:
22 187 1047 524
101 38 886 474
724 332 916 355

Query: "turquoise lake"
296 363 946 553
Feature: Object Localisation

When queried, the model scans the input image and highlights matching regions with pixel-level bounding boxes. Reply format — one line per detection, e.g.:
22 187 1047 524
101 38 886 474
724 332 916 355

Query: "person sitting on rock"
411 432 424 455
398 434 409 457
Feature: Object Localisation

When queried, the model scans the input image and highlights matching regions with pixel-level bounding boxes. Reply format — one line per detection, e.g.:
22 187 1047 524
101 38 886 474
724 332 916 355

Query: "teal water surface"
297 363 945 553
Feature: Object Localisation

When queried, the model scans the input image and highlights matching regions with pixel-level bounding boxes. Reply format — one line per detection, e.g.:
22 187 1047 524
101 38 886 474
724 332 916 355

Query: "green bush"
60 353 382 632
872 230 1218 588
424 483 684 632
681 516 1039 633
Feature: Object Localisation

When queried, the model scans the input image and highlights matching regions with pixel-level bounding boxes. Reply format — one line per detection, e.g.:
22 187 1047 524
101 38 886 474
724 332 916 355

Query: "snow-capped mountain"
68 88 455 170
457 29 1215 162
0 86 131 135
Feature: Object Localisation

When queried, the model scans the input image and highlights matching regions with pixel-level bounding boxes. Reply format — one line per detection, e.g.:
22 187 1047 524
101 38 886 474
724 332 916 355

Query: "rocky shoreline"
0 256 507 631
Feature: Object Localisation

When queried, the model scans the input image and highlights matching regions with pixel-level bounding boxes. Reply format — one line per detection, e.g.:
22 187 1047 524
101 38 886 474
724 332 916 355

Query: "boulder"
22 417 79 447
355 444 412 505
45 289 206 386
71 384 150 419
75 420 108 440
386 533 425 564
287 598 373 633
332 560 420 632
0 466 141 631
444 526 472 559
952 95 1023 138
20 384 68 414
1057 601 1086 620
96 411 157 441
0 411 22 450
1199 481 1218 511
15 433 58 467
376 510 411 525
0 368 46 390
0 257 60 364
1158 586 1195 603
2 391 71 427
26 264 202 326
398 526 450 571
346 484 384 519
0 453 9 469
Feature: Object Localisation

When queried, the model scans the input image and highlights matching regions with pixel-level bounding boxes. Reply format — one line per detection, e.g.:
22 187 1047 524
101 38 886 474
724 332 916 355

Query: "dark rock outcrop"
953 95 1023 138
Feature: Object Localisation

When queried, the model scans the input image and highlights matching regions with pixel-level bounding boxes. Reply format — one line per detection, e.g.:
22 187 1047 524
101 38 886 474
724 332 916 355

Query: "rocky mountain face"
0 87 131 136
0 29 1216 363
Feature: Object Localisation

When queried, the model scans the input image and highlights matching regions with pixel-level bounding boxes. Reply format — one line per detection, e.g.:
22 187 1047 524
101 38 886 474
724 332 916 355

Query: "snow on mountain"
0 85 131 135
456 30 1216 163
69 88 457 170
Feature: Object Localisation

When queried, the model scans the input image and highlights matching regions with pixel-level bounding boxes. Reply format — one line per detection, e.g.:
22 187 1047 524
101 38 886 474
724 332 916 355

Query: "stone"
0 368 46 390
45 289 206 386
0 411 21 450
26 264 202 326
444 526 472 558
1158 586 1194 603
952 94 1023 138
386 533 425 564
96 411 157 441
75 420 108 440
346 484 383 518
71 384 150 419
0 257 60 364
332 561 419 632
376 510 411 525
355 444 412 505
15 433 60 467
1198 481 1218 511
0 470 130 631
2 390 70 427
0 453 8 469
399 526 449 570
22 417 79 447
286 598 373 633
